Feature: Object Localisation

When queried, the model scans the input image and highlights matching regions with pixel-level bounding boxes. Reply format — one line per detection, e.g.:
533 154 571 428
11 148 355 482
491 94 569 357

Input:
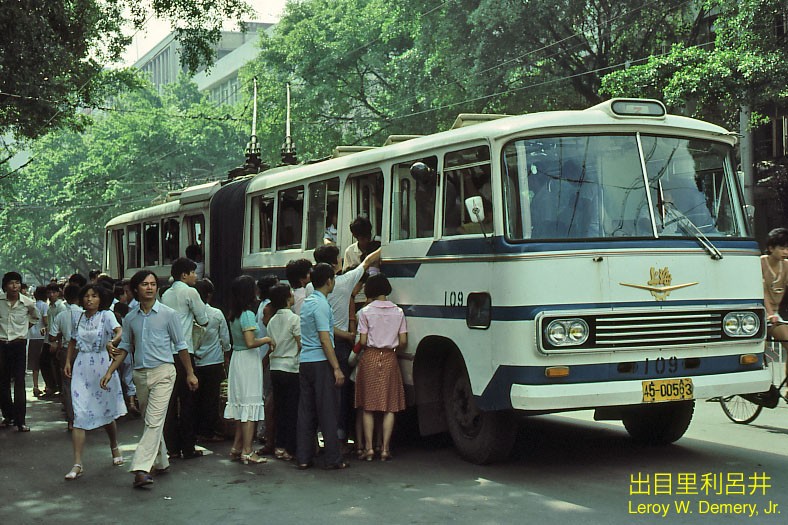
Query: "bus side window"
185 214 205 248
113 229 125 277
144 222 160 266
349 171 384 241
277 186 304 250
127 224 141 268
307 177 340 248
161 217 180 264
443 146 492 236
251 194 274 252
391 156 437 240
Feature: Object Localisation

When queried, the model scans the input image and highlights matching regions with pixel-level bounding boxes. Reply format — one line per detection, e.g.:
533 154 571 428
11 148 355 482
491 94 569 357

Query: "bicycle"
719 335 787 424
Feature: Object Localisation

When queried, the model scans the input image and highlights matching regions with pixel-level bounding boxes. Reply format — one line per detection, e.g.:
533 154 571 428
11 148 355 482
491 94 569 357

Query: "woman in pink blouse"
354 274 407 462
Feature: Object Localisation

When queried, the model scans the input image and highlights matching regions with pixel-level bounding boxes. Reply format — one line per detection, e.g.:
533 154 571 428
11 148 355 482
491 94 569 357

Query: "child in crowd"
266 283 302 461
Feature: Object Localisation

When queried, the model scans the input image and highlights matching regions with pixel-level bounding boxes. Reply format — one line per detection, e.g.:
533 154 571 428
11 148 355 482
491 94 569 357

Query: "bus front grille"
594 311 723 347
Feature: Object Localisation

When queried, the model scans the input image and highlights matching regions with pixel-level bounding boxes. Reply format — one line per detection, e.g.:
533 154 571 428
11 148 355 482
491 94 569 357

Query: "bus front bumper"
509 369 771 412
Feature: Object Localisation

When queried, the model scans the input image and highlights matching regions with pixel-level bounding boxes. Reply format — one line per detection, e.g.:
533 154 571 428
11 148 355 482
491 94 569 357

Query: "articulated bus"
105 99 770 463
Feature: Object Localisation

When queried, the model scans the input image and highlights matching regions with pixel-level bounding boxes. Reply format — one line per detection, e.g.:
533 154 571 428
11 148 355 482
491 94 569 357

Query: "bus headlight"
546 319 589 346
723 312 760 337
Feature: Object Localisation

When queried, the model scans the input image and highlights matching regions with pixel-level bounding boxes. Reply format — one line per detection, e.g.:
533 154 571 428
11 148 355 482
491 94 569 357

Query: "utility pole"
739 105 754 205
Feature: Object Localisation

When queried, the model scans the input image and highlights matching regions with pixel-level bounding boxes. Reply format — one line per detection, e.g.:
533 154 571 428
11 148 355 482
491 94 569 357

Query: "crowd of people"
0 215 409 488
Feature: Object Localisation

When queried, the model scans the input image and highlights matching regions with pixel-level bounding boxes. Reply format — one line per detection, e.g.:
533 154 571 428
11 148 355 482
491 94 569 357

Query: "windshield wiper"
662 201 723 260
656 179 722 260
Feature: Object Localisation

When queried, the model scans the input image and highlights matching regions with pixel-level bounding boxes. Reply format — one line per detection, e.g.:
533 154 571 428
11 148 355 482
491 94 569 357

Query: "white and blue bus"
106 99 770 463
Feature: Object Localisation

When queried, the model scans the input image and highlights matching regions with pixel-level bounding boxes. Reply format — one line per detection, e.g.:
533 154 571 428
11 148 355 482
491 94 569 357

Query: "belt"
0 338 26 344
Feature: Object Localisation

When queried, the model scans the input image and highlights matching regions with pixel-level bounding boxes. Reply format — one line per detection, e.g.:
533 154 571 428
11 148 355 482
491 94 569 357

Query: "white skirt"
224 348 265 422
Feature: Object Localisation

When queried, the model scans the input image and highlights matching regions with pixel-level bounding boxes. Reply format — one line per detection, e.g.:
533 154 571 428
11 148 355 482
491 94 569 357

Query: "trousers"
130 364 176 474
296 360 341 466
0 340 27 426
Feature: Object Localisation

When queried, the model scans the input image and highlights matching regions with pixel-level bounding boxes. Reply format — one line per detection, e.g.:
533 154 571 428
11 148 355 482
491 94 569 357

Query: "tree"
600 0 788 129
0 0 253 149
0 76 248 280
239 0 702 165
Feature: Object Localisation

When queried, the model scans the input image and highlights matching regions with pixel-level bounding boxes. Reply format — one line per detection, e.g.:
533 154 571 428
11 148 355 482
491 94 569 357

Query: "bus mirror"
465 196 485 223
410 161 435 185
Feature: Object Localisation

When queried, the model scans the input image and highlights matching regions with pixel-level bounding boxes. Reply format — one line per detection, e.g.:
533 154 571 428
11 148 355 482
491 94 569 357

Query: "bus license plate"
641 378 694 403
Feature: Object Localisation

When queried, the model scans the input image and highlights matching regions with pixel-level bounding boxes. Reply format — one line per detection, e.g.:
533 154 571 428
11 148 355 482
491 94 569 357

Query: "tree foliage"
0 77 247 280
240 0 706 164
0 0 252 146
600 0 788 128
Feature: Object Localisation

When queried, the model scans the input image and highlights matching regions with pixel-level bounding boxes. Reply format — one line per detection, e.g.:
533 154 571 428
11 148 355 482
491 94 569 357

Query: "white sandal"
111 447 124 466
64 464 83 480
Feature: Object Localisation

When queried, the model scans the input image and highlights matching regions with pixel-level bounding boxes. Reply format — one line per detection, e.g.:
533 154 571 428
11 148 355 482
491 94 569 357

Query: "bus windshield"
502 134 746 241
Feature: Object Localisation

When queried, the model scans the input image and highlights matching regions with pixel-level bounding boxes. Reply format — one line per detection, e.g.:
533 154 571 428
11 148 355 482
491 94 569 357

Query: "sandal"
229 448 242 461
380 450 392 462
361 449 375 462
275 449 294 461
64 464 83 480
111 447 124 466
240 452 267 465
33 388 43 398
133 471 154 488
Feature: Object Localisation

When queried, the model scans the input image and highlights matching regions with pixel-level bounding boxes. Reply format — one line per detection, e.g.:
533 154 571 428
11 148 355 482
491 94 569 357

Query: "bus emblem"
620 267 698 301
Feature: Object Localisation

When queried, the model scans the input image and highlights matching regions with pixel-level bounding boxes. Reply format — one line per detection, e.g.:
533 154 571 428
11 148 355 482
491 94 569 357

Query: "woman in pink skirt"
354 274 406 462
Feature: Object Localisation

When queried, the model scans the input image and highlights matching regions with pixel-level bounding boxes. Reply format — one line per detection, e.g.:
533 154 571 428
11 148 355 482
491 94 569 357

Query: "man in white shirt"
161 258 208 459
0 271 40 431
286 259 312 316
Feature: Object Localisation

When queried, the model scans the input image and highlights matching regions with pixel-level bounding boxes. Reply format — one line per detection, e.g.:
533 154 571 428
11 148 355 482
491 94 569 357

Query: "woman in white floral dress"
63 284 127 480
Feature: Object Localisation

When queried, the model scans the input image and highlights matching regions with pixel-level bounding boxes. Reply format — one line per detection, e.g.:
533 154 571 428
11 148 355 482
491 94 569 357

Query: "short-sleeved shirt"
229 310 261 353
292 288 307 316
161 280 209 354
48 299 67 325
49 303 83 345
118 300 188 370
300 290 333 363
72 310 120 354
357 300 407 349
304 264 365 331
195 305 230 367
267 308 301 373
28 299 49 340
0 292 39 341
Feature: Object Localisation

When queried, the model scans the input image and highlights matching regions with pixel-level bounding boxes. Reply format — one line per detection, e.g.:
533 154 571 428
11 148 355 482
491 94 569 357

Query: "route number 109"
444 291 464 306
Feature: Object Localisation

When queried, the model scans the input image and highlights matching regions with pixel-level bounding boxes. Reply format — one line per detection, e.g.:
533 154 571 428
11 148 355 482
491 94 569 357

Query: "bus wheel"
621 400 695 445
442 357 516 464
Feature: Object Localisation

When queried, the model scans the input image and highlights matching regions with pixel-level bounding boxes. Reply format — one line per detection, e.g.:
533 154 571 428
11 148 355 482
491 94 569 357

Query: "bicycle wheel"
719 395 762 424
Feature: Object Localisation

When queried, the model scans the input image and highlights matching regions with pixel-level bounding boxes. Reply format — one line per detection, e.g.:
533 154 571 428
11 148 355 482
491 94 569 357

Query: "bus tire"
442 357 516 464
621 400 695 445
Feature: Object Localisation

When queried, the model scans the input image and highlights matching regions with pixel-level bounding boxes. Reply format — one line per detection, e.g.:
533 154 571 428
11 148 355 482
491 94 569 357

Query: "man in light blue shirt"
109 270 197 489
296 263 347 470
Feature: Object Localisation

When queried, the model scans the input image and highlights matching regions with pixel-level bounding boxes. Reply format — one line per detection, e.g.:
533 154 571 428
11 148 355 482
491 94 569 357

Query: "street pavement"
1 373 787 525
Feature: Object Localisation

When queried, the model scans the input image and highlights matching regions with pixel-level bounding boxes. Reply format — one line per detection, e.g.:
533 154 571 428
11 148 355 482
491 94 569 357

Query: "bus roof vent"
450 113 511 129
382 135 422 146
333 145 378 157
587 98 666 119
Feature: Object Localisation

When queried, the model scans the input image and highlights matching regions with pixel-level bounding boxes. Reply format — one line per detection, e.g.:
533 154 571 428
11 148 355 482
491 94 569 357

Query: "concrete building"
133 22 273 101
